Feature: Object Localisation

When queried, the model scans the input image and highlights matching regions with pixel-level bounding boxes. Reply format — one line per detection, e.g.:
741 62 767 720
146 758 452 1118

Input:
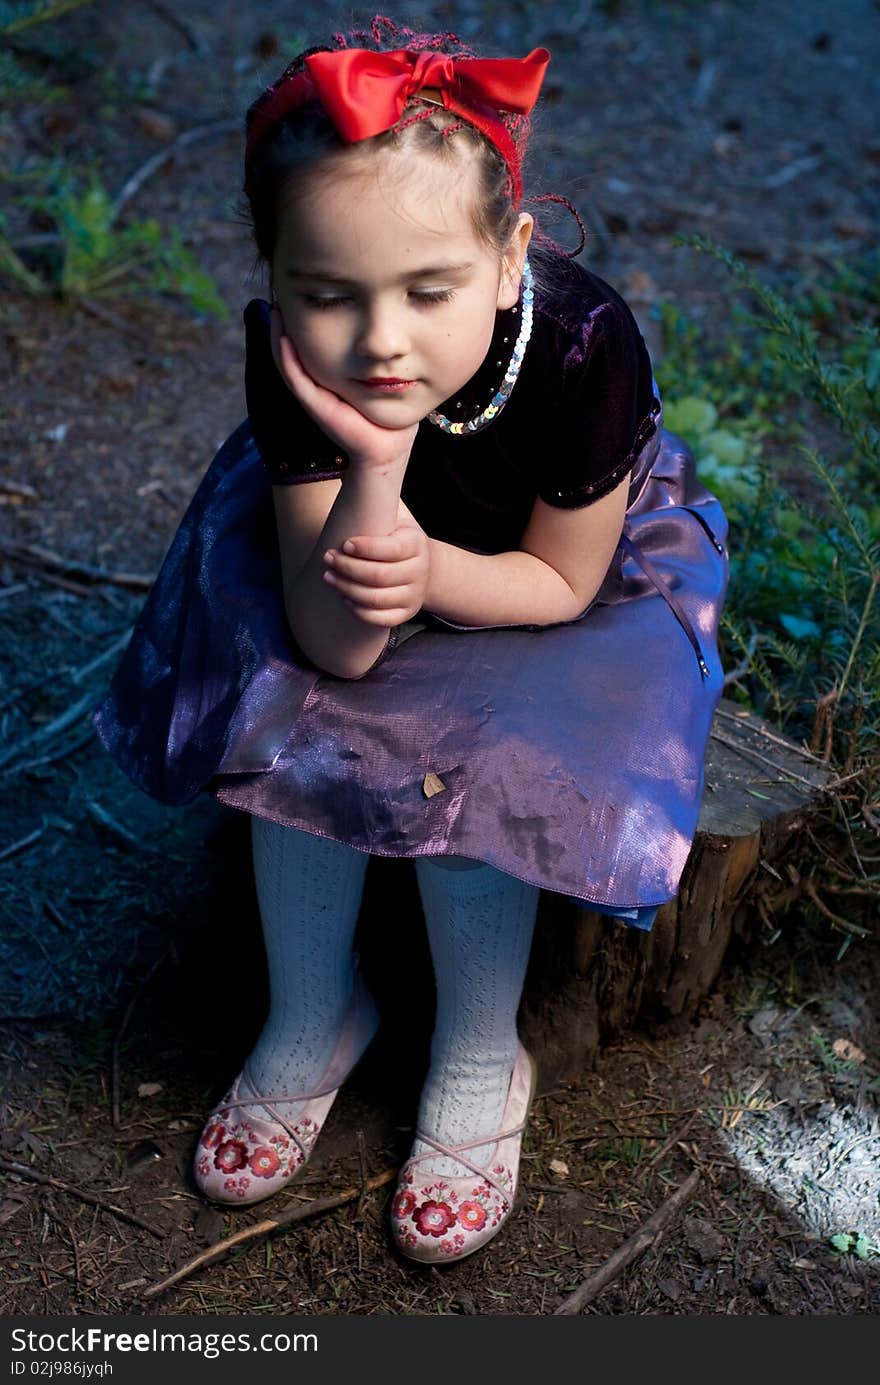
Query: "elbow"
283 605 390 681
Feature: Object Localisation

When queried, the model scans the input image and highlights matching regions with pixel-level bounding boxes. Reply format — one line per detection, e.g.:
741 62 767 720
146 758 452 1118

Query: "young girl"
93 16 728 1266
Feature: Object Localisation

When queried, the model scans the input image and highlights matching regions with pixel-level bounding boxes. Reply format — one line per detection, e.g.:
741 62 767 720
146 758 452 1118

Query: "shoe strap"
406 1121 526 1204
220 970 379 1155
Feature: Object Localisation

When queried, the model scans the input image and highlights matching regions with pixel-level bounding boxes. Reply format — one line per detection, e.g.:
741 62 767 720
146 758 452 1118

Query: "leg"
194 819 377 1205
389 855 540 1259
410 855 540 1176
247 816 371 1105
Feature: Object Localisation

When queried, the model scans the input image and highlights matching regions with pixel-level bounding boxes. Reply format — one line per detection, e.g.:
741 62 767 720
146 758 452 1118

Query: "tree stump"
358 697 836 1089
517 696 837 1086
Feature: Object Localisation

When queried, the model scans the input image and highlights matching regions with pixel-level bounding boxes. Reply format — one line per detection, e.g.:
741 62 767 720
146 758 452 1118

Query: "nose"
355 298 408 364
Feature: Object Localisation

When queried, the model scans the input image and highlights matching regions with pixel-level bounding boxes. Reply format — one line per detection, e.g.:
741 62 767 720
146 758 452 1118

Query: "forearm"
423 540 587 628
284 461 407 679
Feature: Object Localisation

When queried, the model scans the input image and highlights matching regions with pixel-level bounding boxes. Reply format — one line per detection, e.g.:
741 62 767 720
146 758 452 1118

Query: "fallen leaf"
422 771 446 798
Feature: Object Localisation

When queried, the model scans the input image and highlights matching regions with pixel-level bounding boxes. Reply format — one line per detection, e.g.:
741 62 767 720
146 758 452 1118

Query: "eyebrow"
284 261 475 285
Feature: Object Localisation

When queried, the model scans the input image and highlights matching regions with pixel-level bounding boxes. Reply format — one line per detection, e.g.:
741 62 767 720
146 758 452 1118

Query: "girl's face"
270 147 533 429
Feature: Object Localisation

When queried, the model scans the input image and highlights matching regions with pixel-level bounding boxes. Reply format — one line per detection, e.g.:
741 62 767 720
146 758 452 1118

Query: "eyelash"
303 289 456 310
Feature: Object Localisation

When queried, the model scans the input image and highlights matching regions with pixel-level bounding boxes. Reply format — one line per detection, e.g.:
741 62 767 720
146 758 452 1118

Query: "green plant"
828 1232 878 1261
1 167 228 317
0 0 97 34
1 2 228 319
655 235 879 940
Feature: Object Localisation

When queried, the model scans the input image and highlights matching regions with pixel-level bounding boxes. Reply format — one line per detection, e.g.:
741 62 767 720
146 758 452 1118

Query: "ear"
496 213 534 311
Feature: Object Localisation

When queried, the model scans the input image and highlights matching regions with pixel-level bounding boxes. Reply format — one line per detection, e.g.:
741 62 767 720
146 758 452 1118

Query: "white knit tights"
246 821 539 1174
246 817 369 1121
411 855 540 1177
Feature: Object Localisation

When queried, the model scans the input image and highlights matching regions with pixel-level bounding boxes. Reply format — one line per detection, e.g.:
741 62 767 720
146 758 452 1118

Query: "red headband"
244 45 550 206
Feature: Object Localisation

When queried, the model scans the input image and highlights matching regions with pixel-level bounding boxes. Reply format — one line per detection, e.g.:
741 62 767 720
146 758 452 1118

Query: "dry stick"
76 298 160 354
644 1112 698 1170
0 828 43 863
138 0 205 52
0 1156 163 1239
553 1167 701 1315
0 688 97 771
713 705 831 766
0 629 133 715
5 724 96 779
708 726 826 791
141 1167 399 1301
0 541 153 591
111 119 239 223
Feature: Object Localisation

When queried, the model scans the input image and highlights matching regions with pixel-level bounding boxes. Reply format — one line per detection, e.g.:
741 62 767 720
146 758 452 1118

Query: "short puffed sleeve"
535 298 660 510
244 298 349 485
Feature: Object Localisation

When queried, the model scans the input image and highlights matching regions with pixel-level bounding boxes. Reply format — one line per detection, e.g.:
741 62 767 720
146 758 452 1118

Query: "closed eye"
302 289 456 310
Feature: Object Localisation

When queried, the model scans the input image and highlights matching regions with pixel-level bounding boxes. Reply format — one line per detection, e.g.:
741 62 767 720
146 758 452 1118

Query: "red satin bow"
245 45 550 204
305 46 550 142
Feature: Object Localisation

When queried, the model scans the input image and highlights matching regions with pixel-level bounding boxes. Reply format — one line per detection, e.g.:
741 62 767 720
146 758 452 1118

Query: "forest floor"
0 0 878 1317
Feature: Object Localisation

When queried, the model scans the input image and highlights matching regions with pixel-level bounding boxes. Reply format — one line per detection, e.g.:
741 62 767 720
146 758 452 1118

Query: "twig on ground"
76 298 159 354
4 724 96 778
644 1113 698 1170
0 1156 163 1239
354 1130 369 1221
553 1167 701 1314
86 800 158 855
0 541 153 591
0 688 98 772
111 119 239 223
70 630 134 685
0 828 43 863
138 0 205 52
141 1167 399 1300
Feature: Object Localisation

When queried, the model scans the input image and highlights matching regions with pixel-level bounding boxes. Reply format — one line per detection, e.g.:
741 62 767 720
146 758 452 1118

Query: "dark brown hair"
240 17 583 297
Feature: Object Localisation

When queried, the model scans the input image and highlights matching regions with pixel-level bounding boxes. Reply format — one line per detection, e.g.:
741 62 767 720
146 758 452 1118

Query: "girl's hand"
321 508 431 627
270 305 419 472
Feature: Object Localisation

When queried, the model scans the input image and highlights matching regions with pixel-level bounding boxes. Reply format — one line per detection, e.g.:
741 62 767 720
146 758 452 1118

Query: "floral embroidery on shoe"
223 1175 251 1198
457 1201 487 1231
393 1189 417 1219
201 1122 226 1149
249 1145 281 1178
214 1139 249 1173
413 1200 456 1238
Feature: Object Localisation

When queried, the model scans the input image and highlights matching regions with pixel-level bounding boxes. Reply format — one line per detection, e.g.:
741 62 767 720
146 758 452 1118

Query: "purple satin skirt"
93 411 728 932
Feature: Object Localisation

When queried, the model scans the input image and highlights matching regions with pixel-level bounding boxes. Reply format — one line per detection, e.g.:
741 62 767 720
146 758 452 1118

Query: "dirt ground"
1 0 878 1316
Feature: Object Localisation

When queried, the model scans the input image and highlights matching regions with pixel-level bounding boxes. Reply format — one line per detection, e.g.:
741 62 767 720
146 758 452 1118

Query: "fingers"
338 597 414 626
326 531 421 567
322 563 419 602
271 309 307 393
270 306 319 402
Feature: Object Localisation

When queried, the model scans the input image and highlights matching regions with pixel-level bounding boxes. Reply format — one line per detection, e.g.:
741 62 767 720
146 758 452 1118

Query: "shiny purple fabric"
92 408 729 915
